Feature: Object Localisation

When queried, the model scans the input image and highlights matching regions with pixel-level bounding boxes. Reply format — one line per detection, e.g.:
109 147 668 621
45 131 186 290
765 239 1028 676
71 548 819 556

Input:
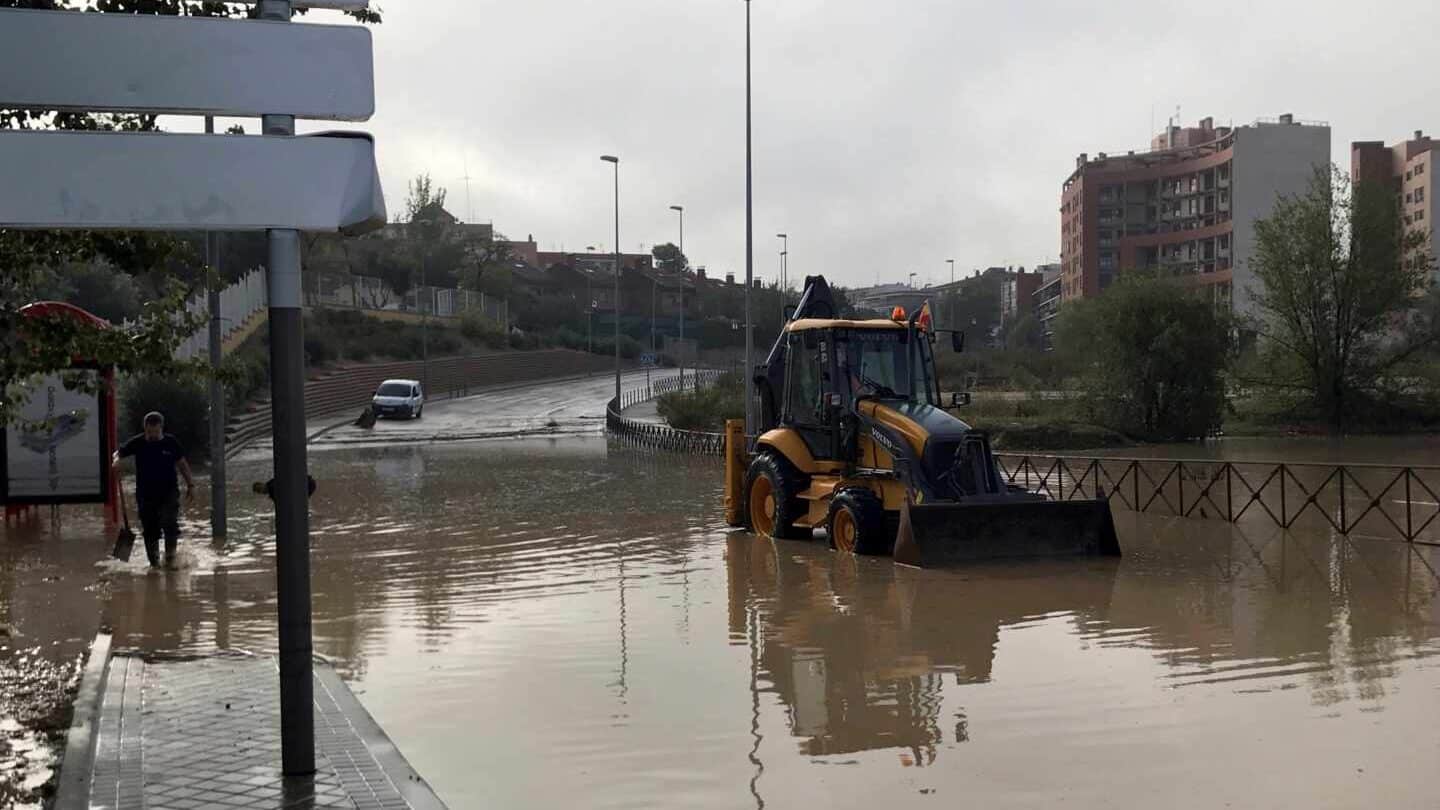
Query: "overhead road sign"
0 130 385 234
0 8 374 121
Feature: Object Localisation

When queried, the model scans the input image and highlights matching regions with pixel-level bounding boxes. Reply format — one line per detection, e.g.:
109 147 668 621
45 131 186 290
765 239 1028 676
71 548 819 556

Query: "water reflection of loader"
726 535 1119 760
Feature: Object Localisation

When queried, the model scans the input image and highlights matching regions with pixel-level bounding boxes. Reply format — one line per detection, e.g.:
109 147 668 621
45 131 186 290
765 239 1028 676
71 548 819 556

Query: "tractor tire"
745 451 810 540
827 488 889 556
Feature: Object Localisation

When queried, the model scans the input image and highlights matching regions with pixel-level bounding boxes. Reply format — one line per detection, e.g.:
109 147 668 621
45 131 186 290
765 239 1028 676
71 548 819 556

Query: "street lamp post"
601 155 621 407
743 0 755 440
669 204 685 386
947 258 955 285
776 232 787 323
908 271 917 289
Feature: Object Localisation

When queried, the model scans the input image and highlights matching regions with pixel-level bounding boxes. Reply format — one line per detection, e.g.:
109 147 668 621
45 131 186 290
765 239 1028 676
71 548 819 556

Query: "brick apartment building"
1060 114 1330 316
1352 130 1438 281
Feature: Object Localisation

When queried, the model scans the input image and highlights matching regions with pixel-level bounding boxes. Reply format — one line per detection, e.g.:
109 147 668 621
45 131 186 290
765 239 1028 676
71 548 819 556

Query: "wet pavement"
2 374 1438 807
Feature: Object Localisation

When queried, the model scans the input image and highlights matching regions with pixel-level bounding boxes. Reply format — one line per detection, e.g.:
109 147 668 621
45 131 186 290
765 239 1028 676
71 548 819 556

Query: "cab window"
785 332 825 425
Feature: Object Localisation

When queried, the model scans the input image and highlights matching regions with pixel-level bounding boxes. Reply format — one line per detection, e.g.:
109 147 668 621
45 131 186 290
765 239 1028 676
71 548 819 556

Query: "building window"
1406 170 1413 181
1405 192 1413 203
1417 163 1426 175
1417 209 1425 221
1417 188 1425 203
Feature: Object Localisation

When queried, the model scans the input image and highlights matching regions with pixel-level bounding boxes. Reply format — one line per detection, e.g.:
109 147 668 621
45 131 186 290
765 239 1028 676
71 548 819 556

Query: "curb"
52 631 113 810
229 367 647 458
294 367 674 449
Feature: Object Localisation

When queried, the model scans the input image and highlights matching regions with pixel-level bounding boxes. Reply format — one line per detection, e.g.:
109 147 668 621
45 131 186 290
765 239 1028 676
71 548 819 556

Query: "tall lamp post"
601 155 621 407
670 204 685 385
947 258 955 285
776 232 787 322
743 0 755 440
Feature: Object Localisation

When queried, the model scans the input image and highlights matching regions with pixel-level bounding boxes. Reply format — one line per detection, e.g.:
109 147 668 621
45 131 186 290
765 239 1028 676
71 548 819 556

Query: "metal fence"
996 453 1440 545
606 369 728 454
306 269 508 323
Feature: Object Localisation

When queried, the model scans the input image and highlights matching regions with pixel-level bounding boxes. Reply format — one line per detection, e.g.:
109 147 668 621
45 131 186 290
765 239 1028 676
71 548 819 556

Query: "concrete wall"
1229 122 1332 319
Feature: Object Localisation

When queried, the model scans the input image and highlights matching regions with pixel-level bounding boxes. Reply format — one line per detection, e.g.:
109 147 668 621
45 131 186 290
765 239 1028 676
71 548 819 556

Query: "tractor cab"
774 318 962 464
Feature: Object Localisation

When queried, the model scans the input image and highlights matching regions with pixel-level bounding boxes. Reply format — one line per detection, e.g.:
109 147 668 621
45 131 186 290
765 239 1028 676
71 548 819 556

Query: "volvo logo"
870 428 900 455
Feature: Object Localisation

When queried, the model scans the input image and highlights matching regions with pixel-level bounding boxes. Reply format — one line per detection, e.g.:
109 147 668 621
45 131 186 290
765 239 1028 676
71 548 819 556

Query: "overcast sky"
322 0 1437 289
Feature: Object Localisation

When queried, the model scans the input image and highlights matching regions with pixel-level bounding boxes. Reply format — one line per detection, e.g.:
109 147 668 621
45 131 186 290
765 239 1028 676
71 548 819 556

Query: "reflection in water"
727 534 1120 761
7 436 1438 808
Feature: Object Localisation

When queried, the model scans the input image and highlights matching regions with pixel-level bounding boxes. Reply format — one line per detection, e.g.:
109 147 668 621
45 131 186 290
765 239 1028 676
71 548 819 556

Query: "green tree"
1247 166 1436 432
1058 272 1230 441
1004 313 1043 351
652 242 688 274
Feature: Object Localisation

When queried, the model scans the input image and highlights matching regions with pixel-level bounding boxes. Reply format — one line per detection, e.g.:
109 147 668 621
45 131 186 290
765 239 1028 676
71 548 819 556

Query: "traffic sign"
639 353 659 367
0 8 374 121
0 130 385 233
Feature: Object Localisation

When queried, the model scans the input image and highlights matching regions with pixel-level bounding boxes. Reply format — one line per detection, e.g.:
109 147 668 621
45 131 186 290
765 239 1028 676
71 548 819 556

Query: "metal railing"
606 369 728 455
152 268 268 361
996 453 1440 545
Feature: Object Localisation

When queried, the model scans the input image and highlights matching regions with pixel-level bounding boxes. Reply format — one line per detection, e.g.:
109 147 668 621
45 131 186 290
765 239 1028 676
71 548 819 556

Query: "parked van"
372 379 424 419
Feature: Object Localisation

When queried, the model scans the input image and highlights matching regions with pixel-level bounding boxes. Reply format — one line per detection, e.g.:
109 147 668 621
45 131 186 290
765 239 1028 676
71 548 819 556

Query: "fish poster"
3 372 105 501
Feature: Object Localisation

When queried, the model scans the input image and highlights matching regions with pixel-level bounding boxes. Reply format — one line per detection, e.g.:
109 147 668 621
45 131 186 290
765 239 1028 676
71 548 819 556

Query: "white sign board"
0 9 374 121
2 372 107 504
0 130 386 233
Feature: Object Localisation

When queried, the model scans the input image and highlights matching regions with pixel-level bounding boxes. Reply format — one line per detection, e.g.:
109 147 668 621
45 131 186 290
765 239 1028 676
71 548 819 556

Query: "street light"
908 271 917 288
776 232 787 323
743 0 755 440
670 204 685 386
601 155 620 407
947 258 955 285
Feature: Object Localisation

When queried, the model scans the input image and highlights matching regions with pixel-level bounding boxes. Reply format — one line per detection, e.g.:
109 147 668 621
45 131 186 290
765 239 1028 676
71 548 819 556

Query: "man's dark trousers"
138 491 180 567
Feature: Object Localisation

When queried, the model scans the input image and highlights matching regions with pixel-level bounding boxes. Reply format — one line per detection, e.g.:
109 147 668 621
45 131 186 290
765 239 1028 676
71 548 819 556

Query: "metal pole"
205 115 226 539
651 276 656 352
671 205 685 389
258 0 312 777
603 155 621 406
743 0 755 440
421 248 429 393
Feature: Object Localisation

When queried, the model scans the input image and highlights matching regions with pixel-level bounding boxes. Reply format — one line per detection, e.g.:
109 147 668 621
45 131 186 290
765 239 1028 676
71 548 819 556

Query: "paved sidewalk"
60 643 445 810
619 399 666 425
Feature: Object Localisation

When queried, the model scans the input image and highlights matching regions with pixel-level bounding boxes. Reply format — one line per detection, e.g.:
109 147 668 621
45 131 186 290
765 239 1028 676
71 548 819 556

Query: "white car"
372 378 424 419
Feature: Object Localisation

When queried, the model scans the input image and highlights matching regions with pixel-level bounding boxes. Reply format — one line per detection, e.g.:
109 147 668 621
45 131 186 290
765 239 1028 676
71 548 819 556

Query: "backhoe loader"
723 275 1120 566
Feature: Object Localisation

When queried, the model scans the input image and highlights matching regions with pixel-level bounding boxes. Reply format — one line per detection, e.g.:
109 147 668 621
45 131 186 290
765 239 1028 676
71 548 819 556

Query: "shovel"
112 494 136 562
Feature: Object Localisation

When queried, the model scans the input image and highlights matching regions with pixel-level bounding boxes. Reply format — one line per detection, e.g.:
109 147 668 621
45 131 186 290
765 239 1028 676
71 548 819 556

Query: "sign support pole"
259 0 315 777
205 115 227 539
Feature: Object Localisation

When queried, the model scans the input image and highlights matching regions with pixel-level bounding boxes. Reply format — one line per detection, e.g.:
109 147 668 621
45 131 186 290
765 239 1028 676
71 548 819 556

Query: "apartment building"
1352 131 1438 281
1060 114 1330 316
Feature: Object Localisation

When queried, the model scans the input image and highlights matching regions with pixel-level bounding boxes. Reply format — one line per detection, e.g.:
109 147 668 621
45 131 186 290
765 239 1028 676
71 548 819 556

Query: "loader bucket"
892 498 1120 567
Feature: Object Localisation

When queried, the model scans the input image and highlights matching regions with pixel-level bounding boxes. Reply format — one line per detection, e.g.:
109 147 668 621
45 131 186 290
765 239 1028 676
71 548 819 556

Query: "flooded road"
4 426 1440 806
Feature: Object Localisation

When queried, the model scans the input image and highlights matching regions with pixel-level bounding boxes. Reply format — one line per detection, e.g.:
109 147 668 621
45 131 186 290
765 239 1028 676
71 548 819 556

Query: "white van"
372 378 424 419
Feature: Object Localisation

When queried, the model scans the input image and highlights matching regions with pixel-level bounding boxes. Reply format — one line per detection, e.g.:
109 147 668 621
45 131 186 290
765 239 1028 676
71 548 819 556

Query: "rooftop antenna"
462 153 474 223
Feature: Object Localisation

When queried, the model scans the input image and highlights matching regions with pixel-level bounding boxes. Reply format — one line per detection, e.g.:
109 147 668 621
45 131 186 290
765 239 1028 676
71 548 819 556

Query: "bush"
120 373 211 461
460 312 507 348
656 372 744 430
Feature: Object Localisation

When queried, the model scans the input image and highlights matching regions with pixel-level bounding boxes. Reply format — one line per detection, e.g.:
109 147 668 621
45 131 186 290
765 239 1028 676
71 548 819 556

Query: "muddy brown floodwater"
3 435 1439 808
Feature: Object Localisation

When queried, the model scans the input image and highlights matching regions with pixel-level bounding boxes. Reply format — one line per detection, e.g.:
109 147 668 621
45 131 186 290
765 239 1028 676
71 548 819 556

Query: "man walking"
113 411 195 569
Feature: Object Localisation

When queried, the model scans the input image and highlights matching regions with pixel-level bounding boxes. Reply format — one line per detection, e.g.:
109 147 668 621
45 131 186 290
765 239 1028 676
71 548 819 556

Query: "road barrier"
606 370 728 455
995 453 1440 545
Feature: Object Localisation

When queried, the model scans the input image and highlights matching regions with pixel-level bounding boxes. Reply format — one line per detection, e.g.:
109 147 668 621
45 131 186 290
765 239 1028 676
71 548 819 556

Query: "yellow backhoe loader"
723 275 1120 566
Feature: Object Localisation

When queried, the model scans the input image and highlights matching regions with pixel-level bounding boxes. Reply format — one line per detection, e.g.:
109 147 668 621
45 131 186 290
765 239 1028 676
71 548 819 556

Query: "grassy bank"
959 394 1129 452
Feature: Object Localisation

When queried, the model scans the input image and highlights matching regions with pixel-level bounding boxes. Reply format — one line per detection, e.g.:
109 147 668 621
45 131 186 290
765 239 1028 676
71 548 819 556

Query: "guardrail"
995 453 1440 545
606 369 728 454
